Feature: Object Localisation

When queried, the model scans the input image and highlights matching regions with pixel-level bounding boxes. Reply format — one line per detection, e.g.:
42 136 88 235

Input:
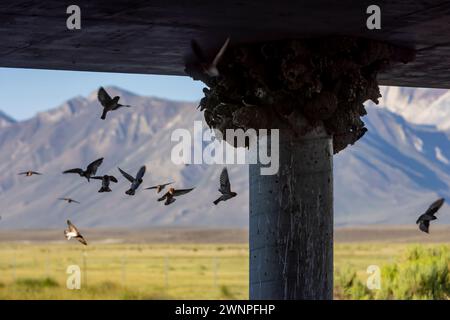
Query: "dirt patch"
0 226 448 244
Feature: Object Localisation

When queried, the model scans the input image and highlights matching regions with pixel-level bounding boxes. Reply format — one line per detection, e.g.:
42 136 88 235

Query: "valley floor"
0 227 449 300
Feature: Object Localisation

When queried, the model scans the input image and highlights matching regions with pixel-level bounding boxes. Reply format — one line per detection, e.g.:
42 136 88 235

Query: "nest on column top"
185 37 415 153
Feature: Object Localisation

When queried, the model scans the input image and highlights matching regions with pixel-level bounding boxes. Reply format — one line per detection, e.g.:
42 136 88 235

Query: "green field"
0 242 448 299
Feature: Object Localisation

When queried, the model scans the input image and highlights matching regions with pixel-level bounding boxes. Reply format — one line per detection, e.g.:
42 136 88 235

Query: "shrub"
335 267 372 299
375 246 450 300
15 277 59 289
336 246 450 300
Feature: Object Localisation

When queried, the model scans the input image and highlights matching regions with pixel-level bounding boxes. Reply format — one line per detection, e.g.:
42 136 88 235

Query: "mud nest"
185 37 414 153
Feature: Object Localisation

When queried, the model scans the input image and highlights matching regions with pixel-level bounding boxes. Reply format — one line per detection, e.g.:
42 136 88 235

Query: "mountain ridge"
0 110 16 128
0 86 449 229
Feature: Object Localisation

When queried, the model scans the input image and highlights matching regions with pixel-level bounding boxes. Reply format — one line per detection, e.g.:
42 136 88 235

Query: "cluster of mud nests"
186 37 414 153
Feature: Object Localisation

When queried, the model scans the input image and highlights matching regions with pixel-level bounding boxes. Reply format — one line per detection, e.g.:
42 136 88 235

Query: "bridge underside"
1 0 450 88
2 0 450 301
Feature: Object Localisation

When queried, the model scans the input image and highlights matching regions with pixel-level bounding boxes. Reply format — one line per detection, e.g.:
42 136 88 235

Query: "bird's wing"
31 171 42 175
424 198 445 216
118 167 135 183
18 172 27 175
191 39 206 62
219 167 231 194
172 188 195 196
87 158 104 175
211 37 230 67
90 176 103 180
157 192 169 201
58 198 67 201
418 214 436 223
77 236 88 246
73 200 80 204
63 168 83 175
161 182 174 187
109 176 118 183
136 166 146 180
67 220 79 234
97 87 112 106
145 186 158 190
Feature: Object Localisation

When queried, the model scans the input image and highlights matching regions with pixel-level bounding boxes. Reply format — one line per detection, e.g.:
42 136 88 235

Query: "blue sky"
0 67 204 121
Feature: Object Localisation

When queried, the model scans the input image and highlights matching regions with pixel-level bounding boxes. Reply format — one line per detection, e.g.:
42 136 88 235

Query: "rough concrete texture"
188 37 414 153
249 129 333 299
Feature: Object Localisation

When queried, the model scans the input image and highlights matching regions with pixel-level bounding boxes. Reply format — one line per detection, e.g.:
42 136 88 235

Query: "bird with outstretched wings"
63 157 104 182
213 167 237 205
91 175 118 193
416 198 445 233
145 182 174 193
18 171 42 176
118 166 146 195
97 87 132 120
158 187 195 205
64 220 87 245
59 197 80 204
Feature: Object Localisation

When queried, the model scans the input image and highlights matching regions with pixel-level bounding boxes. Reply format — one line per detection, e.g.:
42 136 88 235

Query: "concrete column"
249 128 333 299
186 37 414 300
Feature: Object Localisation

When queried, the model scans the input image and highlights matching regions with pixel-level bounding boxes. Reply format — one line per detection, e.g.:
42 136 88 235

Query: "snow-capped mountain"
377 86 450 130
0 86 449 228
335 104 450 225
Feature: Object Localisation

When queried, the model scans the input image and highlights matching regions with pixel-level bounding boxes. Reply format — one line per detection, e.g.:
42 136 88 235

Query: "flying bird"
18 171 42 176
118 166 146 195
213 167 237 205
158 187 195 205
63 157 104 182
191 37 230 77
64 220 87 245
91 175 118 192
416 198 445 233
145 182 174 193
58 197 80 204
97 87 132 120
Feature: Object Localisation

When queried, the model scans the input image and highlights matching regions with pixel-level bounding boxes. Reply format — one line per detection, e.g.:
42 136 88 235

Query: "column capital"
186 37 414 153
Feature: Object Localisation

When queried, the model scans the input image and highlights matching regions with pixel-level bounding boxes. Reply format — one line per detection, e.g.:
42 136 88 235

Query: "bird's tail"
125 189 135 196
165 198 176 206
101 109 108 120
99 187 112 193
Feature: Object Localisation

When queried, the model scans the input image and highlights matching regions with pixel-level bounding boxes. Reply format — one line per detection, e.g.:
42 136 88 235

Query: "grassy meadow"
0 243 248 299
0 232 449 299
